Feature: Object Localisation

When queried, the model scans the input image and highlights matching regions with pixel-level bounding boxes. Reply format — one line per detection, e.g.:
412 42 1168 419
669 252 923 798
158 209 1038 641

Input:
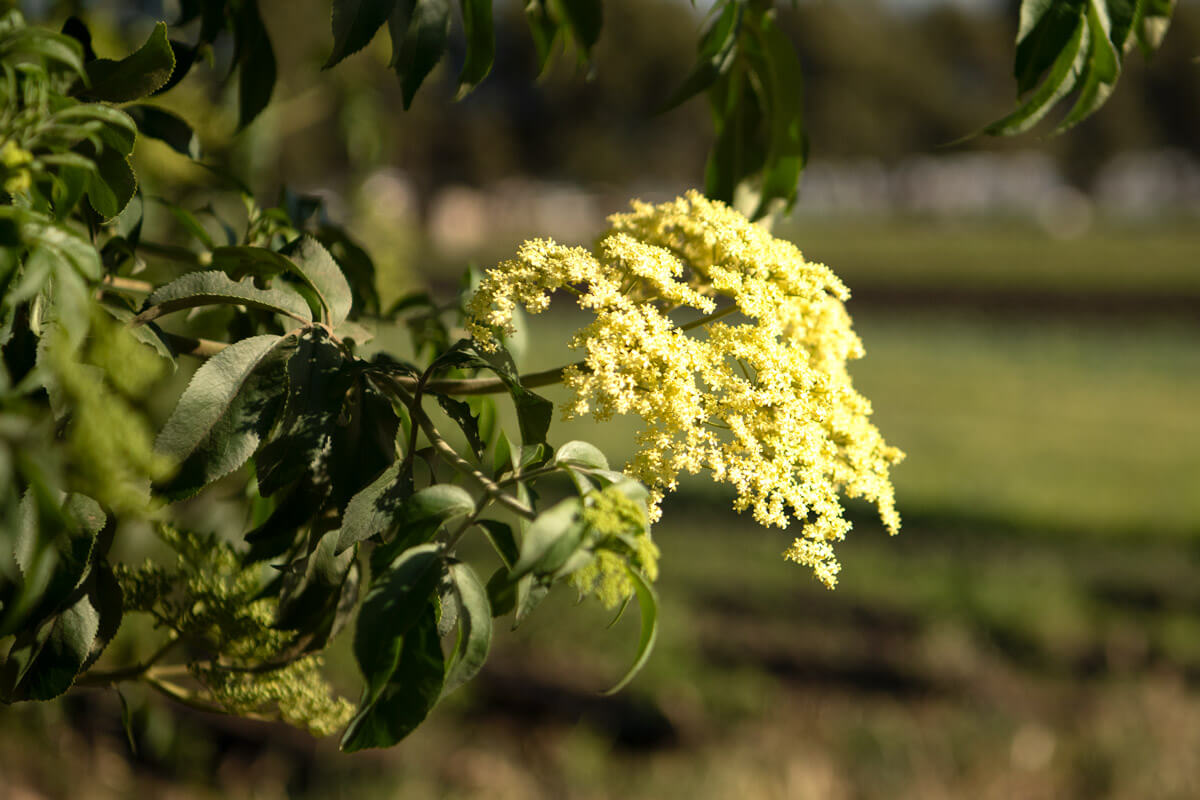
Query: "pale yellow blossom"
468 191 903 587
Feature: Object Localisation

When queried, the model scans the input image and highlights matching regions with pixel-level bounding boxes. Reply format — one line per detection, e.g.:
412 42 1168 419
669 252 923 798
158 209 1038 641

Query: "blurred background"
3 0 1200 797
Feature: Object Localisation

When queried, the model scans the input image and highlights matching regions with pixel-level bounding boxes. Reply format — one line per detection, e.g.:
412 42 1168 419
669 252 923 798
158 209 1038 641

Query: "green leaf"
477 519 518 569
134 271 313 325
987 11 1090 136
659 0 740 112
513 574 549 628
366 484 475 571
434 394 485 459
557 0 602 57
1013 0 1087 94
443 562 492 696
329 380 399 509
524 0 559 74
554 440 608 470
210 245 295 283
86 146 137 221
1055 1 1122 133
280 235 353 326
79 22 175 103
125 105 201 159
11 570 105 700
510 496 585 580
234 0 276 128
350 544 443 708
342 602 445 751
456 0 494 97
275 528 356 634
600 567 657 695
745 11 808 218
255 329 352 496
335 461 407 553
160 342 291 499
155 335 284 465
388 0 451 109
326 0 398 68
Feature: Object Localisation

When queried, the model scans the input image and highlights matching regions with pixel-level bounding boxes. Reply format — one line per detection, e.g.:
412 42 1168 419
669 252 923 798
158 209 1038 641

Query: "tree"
0 0 1178 750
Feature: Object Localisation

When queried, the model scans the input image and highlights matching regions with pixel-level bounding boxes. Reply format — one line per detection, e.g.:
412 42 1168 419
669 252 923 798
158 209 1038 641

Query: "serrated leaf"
365 484 475 569
12 570 104 700
388 0 451 109
160 341 290 499
125 105 201 159
155 334 283 464
600 567 658 695
512 574 549 628
134 271 313 325
457 0 494 96
78 22 175 103
326 0 398 68
443 562 491 696
280 235 353 326
210 245 295 283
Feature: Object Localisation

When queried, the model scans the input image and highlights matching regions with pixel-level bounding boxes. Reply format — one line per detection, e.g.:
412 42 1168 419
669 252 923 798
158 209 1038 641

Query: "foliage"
0 0 1178 752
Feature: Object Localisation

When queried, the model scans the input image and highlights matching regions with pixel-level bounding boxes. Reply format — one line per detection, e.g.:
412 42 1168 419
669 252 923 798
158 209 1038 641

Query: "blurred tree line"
28 0 1200 206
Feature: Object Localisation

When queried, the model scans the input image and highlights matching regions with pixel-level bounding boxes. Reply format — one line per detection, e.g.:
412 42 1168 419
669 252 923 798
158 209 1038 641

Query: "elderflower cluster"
468 191 903 587
569 485 660 608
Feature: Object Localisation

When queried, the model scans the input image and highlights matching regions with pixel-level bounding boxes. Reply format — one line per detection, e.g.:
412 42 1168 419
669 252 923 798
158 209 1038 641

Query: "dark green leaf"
234 0 276 128
256 329 352 497
557 0 602 57
513 574 549 628
477 519 518 568
210 245 295 283
434 394 485 459
659 0 740 112
443 562 491 696
78 22 175 103
342 602 445 751
125 105 201 159
326 0 398 68
11 570 105 700
600 567 657 695
388 0 451 109
524 0 559 74
329 380 400 509
1134 0 1176 55
456 0 494 97
351 545 440 698
366 484 474 570
275 528 356 633
986 12 1089 135
86 146 137 221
